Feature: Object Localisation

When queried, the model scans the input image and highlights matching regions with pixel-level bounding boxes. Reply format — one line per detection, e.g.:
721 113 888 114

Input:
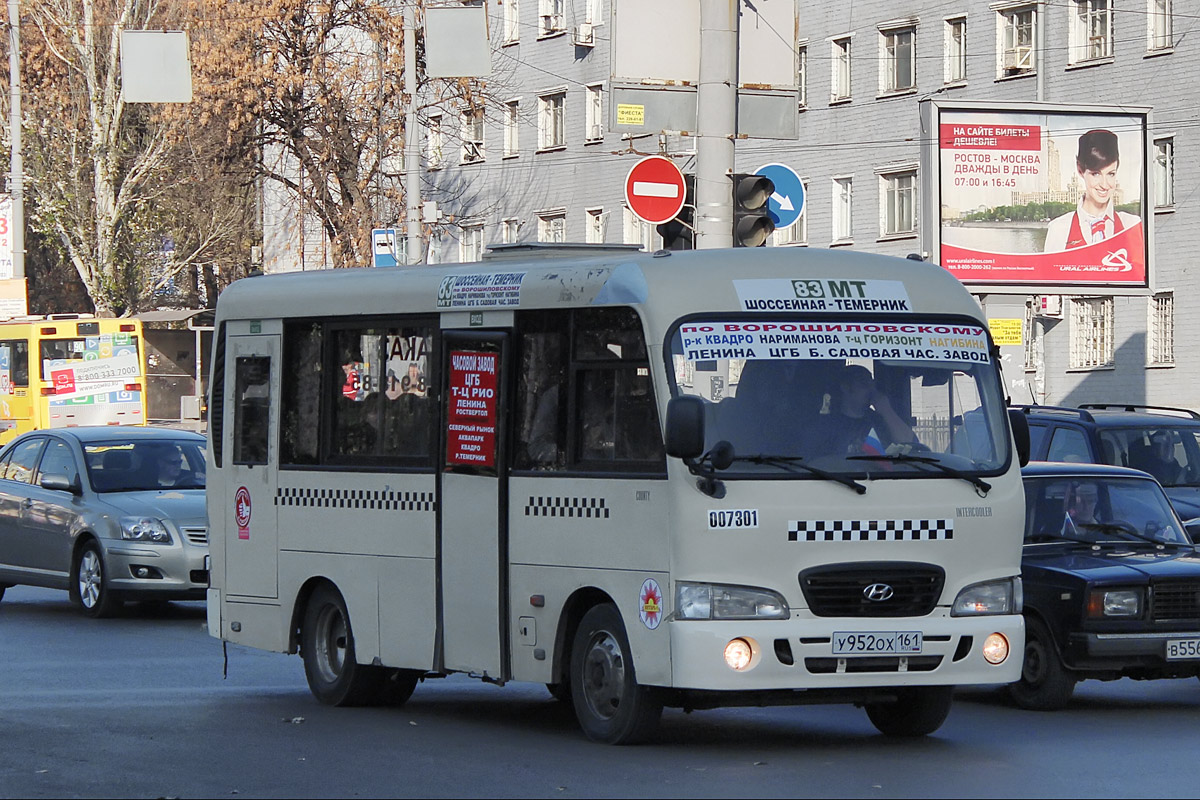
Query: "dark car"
1015 404 1200 521
0 426 207 617
1013 462 1200 709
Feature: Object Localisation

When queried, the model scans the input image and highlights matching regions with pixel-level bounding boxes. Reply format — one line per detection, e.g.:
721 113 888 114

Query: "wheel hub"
79 551 102 609
581 631 625 720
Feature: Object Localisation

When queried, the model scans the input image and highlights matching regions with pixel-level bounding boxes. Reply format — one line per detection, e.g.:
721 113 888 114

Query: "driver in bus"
811 364 916 457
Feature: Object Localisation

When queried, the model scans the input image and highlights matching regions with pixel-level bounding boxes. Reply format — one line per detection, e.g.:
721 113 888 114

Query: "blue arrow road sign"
753 163 805 230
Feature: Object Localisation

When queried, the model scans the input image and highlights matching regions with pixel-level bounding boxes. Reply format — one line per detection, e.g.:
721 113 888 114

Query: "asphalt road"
3 583 1200 798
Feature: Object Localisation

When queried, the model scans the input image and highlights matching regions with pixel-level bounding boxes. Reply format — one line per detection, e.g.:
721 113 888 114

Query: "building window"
459 224 484 262
585 0 602 25
1149 292 1174 365
427 114 443 169
503 101 519 158
586 208 605 243
1149 0 1172 50
881 27 916 93
539 0 564 35
502 0 519 44
585 84 603 142
831 37 852 102
945 17 967 83
538 91 566 150
502 218 521 244
798 45 808 108
1069 0 1112 64
538 212 566 243
999 7 1036 76
833 176 853 242
1069 296 1114 369
623 206 654 250
880 170 916 236
461 108 484 164
1154 137 1174 208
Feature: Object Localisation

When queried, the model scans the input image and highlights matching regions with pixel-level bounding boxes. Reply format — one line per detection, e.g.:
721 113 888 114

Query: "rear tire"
301 585 383 706
865 686 954 737
569 603 662 745
71 541 120 618
1007 616 1076 710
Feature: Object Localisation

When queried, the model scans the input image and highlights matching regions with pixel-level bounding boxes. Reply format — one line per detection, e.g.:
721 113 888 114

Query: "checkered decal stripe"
524 496 610 519
788 519 953 542
276 487 436 511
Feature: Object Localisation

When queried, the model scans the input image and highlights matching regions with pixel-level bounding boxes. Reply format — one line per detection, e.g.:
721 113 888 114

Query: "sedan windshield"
83 439 206 492
670 317 1009 478
1024 475 1191 546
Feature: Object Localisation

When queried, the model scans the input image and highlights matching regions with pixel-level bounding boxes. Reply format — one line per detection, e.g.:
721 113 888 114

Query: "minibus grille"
799 563 945 617
1152 582 1200 621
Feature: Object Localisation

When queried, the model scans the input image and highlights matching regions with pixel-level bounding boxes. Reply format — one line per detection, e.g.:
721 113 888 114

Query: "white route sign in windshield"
733 278 912 313
679 321 991 364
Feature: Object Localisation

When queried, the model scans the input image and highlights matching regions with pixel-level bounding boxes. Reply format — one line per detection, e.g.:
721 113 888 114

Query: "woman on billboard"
1043 129 1141 252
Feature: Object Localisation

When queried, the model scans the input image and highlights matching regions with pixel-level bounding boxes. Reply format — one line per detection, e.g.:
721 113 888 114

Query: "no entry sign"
624 156 686 225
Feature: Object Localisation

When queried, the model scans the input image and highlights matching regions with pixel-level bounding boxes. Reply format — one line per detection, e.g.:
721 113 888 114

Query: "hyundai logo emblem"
863 583 895 602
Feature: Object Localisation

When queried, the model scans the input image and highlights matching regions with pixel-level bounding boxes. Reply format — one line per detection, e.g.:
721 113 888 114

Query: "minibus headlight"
951 577 1021 616
1087 589 1143 618
120 516 172 544
675 582 789 620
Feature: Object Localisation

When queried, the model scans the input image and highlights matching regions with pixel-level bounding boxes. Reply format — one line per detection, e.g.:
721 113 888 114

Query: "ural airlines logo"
1101 248 1133 271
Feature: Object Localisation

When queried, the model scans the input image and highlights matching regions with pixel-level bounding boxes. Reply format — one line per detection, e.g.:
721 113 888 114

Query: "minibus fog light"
724 638 753 671
982 632 1009 664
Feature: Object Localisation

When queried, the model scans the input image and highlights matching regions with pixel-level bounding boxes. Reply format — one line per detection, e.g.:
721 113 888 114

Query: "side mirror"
40 472 81 495
665 395 706 459
1008 408 1031 467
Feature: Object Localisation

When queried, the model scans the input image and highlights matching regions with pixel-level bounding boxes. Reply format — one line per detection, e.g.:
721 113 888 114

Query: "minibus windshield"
668 317 1010 479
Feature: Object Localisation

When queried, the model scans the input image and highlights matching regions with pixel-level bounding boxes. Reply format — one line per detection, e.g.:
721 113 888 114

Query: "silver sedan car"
0 426 207 617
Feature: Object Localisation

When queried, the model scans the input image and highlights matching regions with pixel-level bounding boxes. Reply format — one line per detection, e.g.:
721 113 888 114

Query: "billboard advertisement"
925 102 1150 289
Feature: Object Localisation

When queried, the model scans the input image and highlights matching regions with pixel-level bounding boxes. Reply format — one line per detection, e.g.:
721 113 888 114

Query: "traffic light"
730 173 775 247
657 174 695 250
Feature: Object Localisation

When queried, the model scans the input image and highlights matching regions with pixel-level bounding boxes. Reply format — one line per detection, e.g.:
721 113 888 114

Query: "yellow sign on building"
988 318 1023 346
616 103 646 126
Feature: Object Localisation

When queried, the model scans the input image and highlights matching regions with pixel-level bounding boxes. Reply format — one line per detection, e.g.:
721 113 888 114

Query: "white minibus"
206 244 1029 743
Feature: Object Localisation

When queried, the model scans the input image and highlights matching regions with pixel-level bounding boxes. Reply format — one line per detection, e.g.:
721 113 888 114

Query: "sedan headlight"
1087 588 1143 618
951 577 1022 616
120 516 172 544
675 582 789 620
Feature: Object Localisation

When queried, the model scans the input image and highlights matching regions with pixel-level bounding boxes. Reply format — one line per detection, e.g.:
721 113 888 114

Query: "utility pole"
7 0 24 281
694 0 737 249
403 1 423 264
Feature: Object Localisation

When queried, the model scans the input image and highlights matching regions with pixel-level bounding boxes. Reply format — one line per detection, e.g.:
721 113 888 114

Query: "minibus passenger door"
438 332 509 680
223 333 280 599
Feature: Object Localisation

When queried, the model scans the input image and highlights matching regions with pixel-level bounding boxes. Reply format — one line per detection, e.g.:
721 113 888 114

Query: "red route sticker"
639 578 663 630
235 486 251 540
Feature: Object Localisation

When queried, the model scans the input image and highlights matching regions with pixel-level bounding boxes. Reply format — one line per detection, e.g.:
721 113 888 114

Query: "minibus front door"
438 332 509 681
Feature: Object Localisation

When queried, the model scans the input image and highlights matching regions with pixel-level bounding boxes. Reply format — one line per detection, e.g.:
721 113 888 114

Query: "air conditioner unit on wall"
573 22 594 46
1037 295 1064 318
1004 46 1033 70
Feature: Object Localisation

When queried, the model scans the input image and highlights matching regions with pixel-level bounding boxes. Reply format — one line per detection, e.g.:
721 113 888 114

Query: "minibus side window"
281 322 322 465
0 340 29 387
233 357 271 465
513 313 568 471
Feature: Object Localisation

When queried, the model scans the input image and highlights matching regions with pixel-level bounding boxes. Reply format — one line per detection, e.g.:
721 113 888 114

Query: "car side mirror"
665 395 706 459
40 472 81 495
1008 408 1031 467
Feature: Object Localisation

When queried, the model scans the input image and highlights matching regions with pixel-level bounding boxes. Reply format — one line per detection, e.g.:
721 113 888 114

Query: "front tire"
301 585 383 706
569 603 662 745
1007 616 1077 710
865 686 954 737
72 541 120 618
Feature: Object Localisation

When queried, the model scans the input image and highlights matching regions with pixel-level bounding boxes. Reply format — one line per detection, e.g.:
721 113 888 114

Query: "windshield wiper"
734 454 867 495
1077 522 1185 547
846 452 991 497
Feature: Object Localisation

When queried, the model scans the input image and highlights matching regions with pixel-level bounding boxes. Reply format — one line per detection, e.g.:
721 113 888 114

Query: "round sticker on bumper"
640 578 663 630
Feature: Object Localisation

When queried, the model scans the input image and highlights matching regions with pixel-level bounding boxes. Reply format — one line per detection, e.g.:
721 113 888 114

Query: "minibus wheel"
570 603 662 744
302 584 383 706
864 685 954 737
